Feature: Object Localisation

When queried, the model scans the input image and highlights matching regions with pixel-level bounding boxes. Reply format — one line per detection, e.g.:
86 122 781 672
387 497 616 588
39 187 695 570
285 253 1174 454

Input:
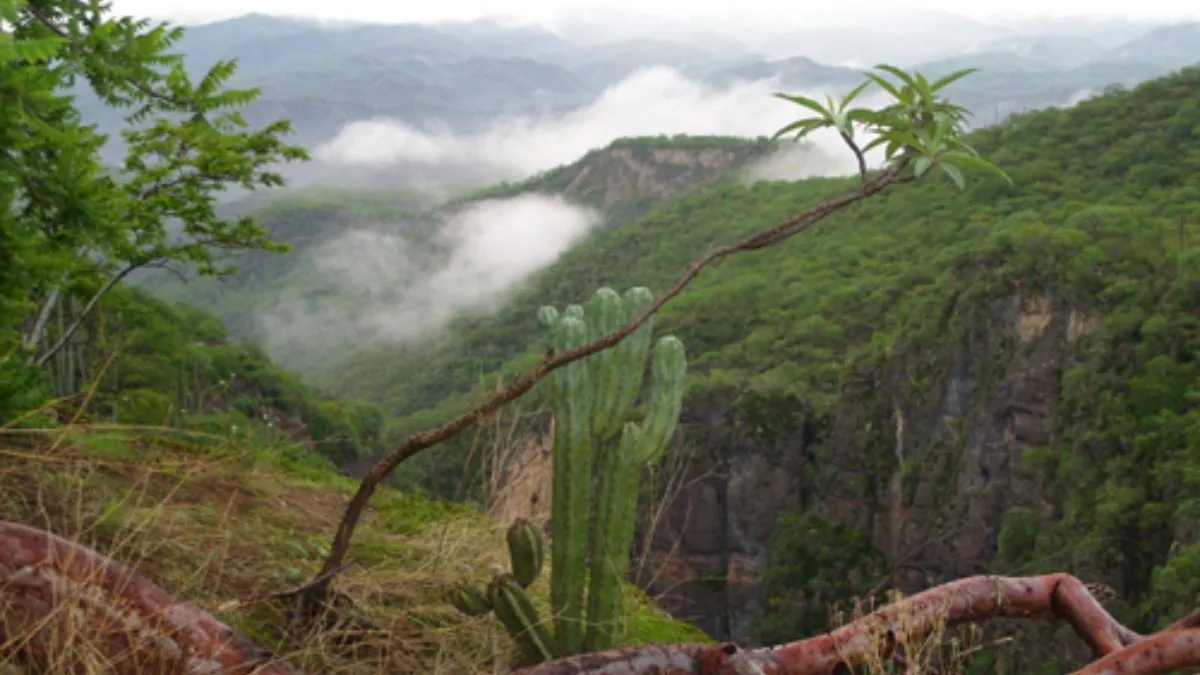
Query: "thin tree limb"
31 262 147 368
839 132 868 182
22 285 61 352
305 160 912 599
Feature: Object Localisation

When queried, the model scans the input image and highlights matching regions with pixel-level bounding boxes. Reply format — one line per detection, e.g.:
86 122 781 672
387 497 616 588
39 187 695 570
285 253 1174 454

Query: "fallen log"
0 520 295 674
512 574 1200 675
2 520 1196 675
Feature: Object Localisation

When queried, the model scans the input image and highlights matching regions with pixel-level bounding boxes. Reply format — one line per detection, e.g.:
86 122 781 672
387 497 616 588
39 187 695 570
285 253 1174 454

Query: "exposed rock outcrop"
634 290 1101 643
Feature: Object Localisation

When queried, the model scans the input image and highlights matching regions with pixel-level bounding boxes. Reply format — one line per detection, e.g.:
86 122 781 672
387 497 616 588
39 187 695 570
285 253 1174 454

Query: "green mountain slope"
138 187 437 368
316 66 1200 659
0 284 707 674
348 65 1199 430
145 135 775 377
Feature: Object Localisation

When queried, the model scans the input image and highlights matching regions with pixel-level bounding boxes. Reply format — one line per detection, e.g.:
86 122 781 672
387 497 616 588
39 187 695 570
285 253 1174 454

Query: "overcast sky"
109 0 1198 26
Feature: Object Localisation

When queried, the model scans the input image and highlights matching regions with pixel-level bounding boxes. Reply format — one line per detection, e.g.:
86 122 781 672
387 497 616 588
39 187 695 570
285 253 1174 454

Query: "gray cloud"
313 66 889 183
258 194 599 354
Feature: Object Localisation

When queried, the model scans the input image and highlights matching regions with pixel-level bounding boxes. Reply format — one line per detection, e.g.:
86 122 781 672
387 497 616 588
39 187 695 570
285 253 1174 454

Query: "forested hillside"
0 2 706 671
147 134 776 376
311 65 1200 671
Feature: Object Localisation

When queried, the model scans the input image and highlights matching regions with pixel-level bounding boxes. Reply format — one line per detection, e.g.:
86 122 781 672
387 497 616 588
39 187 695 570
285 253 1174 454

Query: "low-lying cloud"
258 194 600 356
265 68 896 360
313 66 891 183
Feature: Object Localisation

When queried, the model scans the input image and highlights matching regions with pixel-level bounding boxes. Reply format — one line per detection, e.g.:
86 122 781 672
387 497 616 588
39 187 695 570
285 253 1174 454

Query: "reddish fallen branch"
1 521 1196 675
512 575 1200 675
0 520 295 674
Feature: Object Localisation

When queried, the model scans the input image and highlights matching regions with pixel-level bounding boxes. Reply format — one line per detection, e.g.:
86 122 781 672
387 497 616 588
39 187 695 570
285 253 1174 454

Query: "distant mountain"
74 12 1200 174
963 35 1107 69
1107 22 1200 69
696 56 862 90
750 10 1018 65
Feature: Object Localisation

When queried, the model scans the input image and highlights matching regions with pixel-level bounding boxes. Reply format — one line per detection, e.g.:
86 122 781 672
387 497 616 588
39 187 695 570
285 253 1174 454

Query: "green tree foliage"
0 0 306 418
24 283 384 467
756 514 886 645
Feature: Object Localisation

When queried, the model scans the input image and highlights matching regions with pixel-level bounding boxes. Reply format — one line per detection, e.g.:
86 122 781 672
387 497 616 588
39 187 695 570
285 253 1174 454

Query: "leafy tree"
0 0 306 417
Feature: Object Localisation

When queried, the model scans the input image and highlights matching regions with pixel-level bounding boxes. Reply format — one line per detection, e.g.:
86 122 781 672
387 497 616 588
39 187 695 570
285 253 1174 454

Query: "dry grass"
0 424 528 674
826 589 1009 675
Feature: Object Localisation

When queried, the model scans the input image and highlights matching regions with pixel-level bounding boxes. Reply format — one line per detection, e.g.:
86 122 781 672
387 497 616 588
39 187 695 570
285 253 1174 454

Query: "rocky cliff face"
633 289 1101 643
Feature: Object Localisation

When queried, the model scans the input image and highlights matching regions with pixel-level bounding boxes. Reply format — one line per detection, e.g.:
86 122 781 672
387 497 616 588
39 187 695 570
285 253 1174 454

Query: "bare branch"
1073 629 1200 675
840 132 868 182
0 520 298 675
31 261 147 368
512 574 1197 675
22 284 62 352
305 160 912 599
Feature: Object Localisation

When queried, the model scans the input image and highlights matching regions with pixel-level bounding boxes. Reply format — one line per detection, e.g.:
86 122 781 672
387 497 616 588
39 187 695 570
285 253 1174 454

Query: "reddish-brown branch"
512 574 1199 675
1073 629 1200 675
1 526 1196 675
0 520 296 675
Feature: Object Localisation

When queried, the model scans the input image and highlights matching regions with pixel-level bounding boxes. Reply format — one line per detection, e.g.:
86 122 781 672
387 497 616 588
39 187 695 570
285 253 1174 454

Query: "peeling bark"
513 574 1198 675
1 521 1196 675
0 520 294 674
1074 630 1200 675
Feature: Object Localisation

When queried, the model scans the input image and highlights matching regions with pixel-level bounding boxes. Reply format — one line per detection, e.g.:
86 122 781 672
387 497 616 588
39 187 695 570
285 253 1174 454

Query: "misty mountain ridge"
139 134 797 373
79 9 1200 189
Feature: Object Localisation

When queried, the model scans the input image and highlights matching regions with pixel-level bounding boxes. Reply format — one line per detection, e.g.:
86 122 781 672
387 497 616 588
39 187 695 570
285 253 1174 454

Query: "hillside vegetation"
316 65 1200 662
147 134 775 377
0 423 707 673
0 3 706 670
4 1 1199 671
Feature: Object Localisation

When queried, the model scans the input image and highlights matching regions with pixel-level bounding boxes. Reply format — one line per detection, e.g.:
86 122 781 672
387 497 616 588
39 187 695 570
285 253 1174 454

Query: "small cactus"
446 582 492 616
507 518 545 589
488 573 557 666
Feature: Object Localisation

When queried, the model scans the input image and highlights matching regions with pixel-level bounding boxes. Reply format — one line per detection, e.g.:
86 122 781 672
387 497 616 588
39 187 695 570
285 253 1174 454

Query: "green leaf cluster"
1 0 306 414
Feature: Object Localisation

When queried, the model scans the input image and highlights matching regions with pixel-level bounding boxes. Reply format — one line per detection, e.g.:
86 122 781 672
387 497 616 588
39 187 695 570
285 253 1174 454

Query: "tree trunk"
1 520 1195 675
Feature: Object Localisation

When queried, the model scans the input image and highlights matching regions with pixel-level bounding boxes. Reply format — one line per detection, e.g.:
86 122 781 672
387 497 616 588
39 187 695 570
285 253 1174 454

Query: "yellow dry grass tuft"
827 588 1010 674
0 424 527 674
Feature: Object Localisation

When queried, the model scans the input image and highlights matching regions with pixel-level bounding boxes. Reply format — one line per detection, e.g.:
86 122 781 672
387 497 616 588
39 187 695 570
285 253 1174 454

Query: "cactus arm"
489 574 558 666
508 518 546 588
585 287 626 441
549 315 594 656
583 424 644 652
611 287 655 429
635 335 687 463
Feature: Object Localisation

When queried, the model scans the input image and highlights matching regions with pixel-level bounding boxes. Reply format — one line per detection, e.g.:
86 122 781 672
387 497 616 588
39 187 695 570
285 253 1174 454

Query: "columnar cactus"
446 283 686 662
447 286 687 665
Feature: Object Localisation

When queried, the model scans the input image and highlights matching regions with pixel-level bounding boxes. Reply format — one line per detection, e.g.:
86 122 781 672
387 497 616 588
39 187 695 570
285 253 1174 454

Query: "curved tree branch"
31 261 146 367
305 161 913 600
1 523 1195 675
511 574 1198 675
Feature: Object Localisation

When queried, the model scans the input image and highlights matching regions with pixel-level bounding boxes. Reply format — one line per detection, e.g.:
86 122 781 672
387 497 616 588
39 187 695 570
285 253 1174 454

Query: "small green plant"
446 286 687 664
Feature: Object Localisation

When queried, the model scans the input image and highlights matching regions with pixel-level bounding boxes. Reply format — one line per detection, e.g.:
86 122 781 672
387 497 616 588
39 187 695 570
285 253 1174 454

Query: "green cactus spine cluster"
446 286 686 664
